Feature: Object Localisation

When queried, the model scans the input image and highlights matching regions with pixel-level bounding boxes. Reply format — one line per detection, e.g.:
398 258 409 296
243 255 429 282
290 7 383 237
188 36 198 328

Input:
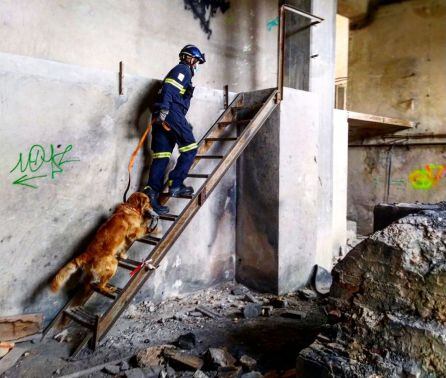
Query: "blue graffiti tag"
267 16 279 31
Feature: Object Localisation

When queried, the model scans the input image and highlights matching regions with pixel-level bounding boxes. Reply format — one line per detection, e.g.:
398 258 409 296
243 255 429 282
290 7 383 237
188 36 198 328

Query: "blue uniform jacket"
155 62 194 116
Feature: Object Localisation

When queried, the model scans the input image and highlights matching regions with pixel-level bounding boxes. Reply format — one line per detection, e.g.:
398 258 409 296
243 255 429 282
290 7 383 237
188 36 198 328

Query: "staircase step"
195 155 224 159
138 235 161 245
91 283 123 300
118 257 141 271
205 137 238 142
187 173 209 178
64 307 97 329
217 120 250 127
159 214 179 221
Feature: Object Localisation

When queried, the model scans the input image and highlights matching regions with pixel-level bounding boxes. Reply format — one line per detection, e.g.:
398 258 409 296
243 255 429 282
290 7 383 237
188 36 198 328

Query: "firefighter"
143 45 206 215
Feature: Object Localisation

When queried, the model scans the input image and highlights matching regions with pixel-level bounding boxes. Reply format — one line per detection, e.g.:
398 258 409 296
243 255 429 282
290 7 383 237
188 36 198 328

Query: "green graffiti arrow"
12 174 47 189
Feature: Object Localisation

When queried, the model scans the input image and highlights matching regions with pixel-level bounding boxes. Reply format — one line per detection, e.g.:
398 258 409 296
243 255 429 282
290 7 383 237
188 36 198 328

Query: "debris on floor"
300 209 446 376
2 282 327 377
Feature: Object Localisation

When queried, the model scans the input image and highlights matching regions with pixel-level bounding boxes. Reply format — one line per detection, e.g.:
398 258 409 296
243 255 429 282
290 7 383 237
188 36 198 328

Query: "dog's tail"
50 257 83 292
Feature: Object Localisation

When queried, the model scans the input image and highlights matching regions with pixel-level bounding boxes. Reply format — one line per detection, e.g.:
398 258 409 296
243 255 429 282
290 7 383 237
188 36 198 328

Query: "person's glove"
159 109 169 122
154 109 169 126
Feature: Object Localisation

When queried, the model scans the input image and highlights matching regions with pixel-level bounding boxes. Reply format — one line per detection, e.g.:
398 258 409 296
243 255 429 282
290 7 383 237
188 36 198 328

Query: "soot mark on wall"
183 0 230 39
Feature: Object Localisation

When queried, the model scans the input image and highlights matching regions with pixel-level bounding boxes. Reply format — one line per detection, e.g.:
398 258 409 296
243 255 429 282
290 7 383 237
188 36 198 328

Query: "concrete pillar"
332 110 349 257
236 88 319 294
310 0 337 269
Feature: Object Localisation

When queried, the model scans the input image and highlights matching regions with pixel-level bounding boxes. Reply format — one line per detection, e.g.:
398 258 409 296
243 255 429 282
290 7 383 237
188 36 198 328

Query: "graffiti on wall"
183 0 230 39
408 164 445 190
10 144 80 189
267 16 279 31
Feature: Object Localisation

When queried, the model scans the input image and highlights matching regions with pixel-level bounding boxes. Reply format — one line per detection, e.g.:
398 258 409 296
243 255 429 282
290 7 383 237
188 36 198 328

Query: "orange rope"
123 120 154 202
128 121 153 173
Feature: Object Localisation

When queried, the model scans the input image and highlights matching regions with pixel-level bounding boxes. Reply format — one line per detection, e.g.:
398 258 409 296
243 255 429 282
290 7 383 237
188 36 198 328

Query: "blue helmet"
179 44 206 64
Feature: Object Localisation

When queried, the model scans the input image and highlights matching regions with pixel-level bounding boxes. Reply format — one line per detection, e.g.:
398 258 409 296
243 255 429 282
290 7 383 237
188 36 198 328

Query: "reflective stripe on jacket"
155 62 194 115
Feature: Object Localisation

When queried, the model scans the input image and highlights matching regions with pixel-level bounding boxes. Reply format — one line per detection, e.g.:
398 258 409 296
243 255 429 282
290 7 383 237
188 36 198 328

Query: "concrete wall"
346 0 446 233
0 52 236 324
349 145 446 235
0 0 278 93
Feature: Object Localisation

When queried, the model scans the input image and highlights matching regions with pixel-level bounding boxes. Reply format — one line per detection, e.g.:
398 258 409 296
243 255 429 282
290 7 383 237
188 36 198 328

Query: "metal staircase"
43 88 279 357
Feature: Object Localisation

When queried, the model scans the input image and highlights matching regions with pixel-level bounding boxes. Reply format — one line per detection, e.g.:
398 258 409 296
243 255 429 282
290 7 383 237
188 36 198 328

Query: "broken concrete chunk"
304 210 446 375
314 265 333 295
164 349 204 370
243 303 262 319
120 360 130 371
297 288 317 300
244 293 261 304
239 355 257 371
136 345 175 367
217 366 243 378
174 313 187 321
164 365 176 378
103 364 120 375
176 332 196 350
193 369 210 378
280 310 307 319
231 286 249 296
126 304 139 319
125 367 161 378
206 347 237 368
269 298 288 308
261 306 273 317
189 311 204 317
196 305 220 319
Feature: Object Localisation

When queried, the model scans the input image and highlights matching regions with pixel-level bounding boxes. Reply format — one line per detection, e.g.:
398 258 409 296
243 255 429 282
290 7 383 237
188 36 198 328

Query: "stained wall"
347 0 446 233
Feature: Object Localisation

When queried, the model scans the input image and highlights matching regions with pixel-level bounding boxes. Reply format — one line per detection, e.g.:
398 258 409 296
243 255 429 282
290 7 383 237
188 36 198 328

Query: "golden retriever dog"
50 192 158 295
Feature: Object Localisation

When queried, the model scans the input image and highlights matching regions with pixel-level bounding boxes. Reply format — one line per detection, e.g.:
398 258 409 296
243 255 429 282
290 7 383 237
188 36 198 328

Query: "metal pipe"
276 5 285 103
282 4 324 21
380 133 446 140
349 143 446 147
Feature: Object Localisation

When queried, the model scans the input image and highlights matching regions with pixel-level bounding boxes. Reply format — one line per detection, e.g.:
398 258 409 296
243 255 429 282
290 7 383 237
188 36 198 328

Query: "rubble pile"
299 210 446 376
4 282 324 377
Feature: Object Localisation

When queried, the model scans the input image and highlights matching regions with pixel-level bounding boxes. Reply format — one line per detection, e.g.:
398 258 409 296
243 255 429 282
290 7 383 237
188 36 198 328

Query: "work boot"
168 184 194 197
143 186 170 215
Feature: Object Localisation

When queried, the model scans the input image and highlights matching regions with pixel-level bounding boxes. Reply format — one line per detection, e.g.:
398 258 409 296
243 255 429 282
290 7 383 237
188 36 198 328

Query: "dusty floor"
2 282 327 378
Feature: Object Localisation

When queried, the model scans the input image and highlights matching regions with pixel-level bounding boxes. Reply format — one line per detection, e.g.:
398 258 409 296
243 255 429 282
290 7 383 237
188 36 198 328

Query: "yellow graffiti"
408 164 445 190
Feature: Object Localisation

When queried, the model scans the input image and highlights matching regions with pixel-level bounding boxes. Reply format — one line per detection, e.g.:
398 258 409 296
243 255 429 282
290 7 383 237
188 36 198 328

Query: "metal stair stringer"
44 88 279 356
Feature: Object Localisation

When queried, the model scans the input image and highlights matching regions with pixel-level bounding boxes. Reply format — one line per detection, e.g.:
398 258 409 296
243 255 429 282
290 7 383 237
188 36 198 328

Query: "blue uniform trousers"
147 110 198 192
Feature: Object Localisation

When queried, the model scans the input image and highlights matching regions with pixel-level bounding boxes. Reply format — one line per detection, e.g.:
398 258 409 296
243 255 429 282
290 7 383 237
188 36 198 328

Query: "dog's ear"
140 193 152 212
127 193 141 211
